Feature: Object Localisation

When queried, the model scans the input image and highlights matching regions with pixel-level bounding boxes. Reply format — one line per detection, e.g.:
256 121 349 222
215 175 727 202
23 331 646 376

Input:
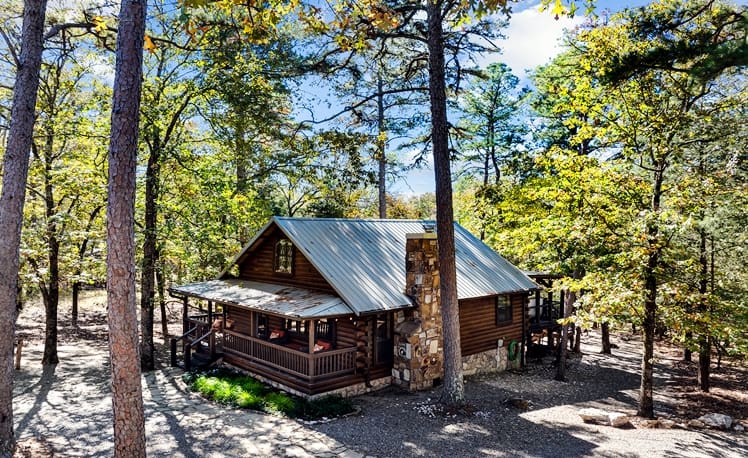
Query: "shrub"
188 371 355 420
263 392 296 416
296 395 355 420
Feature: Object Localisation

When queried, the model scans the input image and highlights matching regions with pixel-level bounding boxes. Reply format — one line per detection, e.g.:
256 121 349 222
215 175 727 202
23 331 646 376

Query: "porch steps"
178 350 223 372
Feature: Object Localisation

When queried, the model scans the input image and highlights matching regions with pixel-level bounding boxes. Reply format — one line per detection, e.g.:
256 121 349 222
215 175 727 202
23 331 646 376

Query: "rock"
687 419 705 429
697 413 733 430
639 419 660 429
608 412 630 428
579 408 628 427
658 419 676 429
505 398 530 410
734 424 745 432
579 408 610 424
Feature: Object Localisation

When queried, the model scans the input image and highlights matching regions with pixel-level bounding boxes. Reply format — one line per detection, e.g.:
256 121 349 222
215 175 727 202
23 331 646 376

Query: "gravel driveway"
12 301 748 457
309 333 748 457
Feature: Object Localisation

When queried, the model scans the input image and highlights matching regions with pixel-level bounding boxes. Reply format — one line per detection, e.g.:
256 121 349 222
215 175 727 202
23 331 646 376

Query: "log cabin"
169 217 538 398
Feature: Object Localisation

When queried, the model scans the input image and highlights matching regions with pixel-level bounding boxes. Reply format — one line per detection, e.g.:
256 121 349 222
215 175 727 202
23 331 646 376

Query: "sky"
391 0 675 195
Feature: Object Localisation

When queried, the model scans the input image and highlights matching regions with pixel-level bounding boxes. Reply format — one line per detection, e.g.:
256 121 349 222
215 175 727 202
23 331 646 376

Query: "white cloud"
494 3 585 78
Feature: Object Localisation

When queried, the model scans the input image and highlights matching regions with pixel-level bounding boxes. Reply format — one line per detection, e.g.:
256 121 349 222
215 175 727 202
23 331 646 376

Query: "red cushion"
270 329 285 339
316 339 332 351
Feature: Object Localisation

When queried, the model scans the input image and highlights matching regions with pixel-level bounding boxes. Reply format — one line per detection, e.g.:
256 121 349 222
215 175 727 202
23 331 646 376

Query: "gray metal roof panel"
170 279 353 319
272 218 537 315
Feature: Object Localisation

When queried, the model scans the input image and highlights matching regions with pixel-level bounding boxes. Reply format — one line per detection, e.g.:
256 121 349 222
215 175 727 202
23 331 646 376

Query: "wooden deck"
222 330 359 395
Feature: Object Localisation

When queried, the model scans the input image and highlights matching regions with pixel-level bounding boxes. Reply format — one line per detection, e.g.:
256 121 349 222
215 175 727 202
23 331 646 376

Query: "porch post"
308 319 316 378
207 301 215 357
182 297 188 334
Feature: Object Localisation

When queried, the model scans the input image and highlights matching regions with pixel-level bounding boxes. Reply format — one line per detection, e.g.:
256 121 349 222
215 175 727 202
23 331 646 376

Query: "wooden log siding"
459 294 527 357
238 234 335 293
225 305 253 335
336 318 358 348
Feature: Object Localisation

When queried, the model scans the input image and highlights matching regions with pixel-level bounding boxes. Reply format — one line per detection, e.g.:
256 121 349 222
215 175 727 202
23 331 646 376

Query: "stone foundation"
462 347 506 376
223 362 391 400
308 376 392 400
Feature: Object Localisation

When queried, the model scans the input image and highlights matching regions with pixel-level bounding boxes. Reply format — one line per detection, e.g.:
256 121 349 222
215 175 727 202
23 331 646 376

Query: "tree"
0 0 47 454
182 0 593 407
139 1 203 370
458 62 527 239
562 0 747 417
105 0 147 454
22 19 107 364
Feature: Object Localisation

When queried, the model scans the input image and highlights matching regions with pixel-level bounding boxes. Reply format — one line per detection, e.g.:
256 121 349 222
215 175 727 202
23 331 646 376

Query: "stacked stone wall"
392 233 444 391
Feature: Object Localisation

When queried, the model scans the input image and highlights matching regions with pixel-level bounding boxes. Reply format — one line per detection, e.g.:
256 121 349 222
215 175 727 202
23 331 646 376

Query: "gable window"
274 239 294 275
496 295 512 325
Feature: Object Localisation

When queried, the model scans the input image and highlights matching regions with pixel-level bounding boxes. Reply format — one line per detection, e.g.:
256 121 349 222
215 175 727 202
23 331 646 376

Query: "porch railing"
223 330 356 381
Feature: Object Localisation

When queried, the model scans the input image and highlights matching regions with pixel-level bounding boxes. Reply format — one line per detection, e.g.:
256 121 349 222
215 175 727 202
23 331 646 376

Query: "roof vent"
422 223 435 233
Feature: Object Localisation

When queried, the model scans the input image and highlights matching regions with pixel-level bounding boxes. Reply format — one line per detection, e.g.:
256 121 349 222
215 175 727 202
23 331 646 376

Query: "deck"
222 330 359 394
172 311 363 395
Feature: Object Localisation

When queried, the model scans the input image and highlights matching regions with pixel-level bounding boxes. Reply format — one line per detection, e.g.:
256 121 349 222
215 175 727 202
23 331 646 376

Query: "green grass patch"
186 368 355 420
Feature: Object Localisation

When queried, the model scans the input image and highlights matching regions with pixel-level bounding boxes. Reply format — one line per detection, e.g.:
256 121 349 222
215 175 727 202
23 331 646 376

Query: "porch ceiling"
170 279 354 319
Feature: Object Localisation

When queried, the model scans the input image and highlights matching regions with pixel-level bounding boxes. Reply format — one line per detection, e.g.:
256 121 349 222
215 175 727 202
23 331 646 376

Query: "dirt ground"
11 290 748 457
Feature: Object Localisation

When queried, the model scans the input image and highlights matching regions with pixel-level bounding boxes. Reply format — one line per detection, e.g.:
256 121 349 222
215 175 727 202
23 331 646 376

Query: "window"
496 295 512 325
274 239 293 274
285 319 307 337
257 313 268 338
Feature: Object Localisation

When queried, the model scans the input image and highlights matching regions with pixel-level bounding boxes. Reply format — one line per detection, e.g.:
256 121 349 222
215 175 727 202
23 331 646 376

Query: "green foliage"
262 392 297 416
294 395 355 420
189 370 355 419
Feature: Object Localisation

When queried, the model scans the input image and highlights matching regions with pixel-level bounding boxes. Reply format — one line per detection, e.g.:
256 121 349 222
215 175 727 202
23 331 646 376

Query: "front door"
374 313 393 365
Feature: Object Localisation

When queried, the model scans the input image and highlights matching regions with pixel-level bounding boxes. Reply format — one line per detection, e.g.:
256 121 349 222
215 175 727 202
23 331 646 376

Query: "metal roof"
221 217 537 316
169 279 352 319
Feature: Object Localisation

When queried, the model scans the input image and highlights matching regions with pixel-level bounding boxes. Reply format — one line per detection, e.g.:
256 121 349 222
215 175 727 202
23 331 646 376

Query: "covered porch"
169 279 372 395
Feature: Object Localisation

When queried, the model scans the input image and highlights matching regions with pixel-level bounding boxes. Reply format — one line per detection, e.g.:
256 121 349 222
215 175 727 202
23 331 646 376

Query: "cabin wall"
225 305 252 335
336 317 358 348
237 232 334 293
459 293 526 357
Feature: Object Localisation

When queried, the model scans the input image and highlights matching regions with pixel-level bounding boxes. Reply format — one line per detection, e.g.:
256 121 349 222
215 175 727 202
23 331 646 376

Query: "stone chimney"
392 232 444 391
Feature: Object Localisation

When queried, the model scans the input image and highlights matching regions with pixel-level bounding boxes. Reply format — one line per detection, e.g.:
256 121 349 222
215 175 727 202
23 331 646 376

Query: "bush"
189 371 355 420
263 392 296 416
296 395 355 420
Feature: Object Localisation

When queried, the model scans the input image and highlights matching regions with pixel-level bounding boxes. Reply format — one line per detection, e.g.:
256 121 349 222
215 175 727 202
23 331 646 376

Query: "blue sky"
391 0 745 195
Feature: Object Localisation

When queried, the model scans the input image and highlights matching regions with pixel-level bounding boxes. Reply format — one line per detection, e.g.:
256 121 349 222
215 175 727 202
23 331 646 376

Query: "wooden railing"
170 319 218 370
223 330 356 381
170 326 198 368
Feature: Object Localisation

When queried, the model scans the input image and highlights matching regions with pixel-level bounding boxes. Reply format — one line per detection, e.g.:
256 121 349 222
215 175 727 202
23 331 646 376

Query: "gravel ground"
310 332 748 458
13 292 748 457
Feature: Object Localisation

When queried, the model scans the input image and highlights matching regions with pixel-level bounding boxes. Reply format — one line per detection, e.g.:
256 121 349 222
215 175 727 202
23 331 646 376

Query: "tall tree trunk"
42 232 60 365
478 154 489 240
683 332 692 362
0 0 48 454
638 166 665 419
601 322 611 354
697 228 710 391
106 0 147 455
427 0 464 406
42 137 59 365
555 287 575 381
156 257 169 341
377 74 387 218
140 136 160 371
